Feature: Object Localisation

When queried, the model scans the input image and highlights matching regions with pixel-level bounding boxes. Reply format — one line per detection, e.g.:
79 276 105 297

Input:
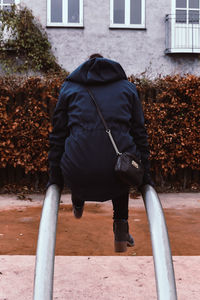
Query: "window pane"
176 0 187 8
176 10 187 22
68 0 79 23
3 5 12 11
189 10 199 23
130 0 141 24
114 0 125 24
3 0 14 3
189 0 199 8
51 0 62 23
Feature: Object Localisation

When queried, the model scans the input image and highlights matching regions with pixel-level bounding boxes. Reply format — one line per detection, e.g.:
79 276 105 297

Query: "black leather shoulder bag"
87 87 144 187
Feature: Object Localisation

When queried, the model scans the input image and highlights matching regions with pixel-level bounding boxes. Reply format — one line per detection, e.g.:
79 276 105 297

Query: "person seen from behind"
48 53 154 252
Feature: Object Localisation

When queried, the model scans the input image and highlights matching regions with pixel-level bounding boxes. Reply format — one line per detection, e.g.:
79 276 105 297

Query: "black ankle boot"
126 222 134 247
113 220 134 252
73 204 84 219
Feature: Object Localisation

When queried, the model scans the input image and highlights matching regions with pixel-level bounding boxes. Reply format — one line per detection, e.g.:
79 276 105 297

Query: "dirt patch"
0 204 200 256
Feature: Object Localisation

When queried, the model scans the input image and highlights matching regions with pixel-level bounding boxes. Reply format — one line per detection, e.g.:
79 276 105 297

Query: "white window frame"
110 0 145 29
171 0 200 52
47 0 83 27
0 0 20 10
171 0 200 22
0 0 20 44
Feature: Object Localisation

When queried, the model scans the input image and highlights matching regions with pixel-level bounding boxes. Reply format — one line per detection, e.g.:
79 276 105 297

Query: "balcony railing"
165 14 200 53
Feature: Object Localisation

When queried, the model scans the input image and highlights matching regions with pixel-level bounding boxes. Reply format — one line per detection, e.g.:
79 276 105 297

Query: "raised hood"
66 57 127 85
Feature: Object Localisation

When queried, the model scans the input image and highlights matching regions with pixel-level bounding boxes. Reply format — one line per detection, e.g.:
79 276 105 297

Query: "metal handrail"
33 184 61 300
141 185 177 300
33 184 177 300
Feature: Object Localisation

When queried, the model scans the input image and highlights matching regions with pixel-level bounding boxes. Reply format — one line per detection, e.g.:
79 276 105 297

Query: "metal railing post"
33 184 61 300
33 183 177 299
141 185 177 300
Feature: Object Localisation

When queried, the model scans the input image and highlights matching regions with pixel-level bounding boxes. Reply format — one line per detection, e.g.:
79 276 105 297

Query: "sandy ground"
0 192 200 299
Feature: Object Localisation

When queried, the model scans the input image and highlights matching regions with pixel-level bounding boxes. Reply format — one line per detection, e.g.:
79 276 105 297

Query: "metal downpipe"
33 184 61 300
141 184 177 300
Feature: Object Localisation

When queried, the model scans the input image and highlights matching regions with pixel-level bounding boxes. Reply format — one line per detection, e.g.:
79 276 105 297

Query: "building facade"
2 0 200 77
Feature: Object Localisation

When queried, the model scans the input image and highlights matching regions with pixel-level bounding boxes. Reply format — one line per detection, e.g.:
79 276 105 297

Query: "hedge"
130 74 200 189
0 74 199 191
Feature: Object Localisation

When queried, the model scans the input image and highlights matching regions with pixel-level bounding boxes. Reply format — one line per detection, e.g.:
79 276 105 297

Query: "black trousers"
72 192 129 220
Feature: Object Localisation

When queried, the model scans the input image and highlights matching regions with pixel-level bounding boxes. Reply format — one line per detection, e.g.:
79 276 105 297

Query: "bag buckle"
132 160 139 169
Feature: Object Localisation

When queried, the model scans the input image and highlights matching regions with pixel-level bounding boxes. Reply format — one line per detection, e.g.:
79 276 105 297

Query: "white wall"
20 0 200 77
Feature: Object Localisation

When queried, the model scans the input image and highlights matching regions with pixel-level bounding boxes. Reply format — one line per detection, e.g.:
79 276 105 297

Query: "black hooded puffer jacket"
48 58 151 201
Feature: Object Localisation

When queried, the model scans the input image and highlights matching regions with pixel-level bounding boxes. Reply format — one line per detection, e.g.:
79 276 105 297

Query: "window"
0 0 20 11
175 0 200 23
166 0 200 53
0 0 20 44
47 0 83 27
110 0 145 28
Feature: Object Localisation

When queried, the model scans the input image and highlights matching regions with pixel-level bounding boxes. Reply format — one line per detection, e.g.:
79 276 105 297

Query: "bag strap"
86 87 122 156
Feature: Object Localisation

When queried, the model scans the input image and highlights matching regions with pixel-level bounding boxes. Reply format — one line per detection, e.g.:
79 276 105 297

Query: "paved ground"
0 256 200 299
0 191 200 210
0 192 200 299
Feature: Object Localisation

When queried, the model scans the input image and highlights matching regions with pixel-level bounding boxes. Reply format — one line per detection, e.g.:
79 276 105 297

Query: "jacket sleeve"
47 84 70 189
130 84 154 186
